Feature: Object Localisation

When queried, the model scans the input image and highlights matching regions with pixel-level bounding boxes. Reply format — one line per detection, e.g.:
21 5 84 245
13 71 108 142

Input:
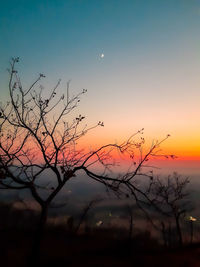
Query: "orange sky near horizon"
77 125 200 161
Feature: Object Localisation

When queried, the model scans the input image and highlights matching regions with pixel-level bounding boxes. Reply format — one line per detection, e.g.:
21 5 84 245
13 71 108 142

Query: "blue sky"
1 0 199 79
0 0 200 158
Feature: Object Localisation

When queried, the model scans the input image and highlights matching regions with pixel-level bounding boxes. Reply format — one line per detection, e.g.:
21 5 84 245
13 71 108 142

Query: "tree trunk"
127 207 133 254
190 221 193 244
29 204 48 266
175 215 183 247
161 221 167 248
128 212 133 242
168 222 172 248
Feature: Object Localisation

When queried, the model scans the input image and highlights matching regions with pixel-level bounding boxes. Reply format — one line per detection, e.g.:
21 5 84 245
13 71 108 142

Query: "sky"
0 0 200 170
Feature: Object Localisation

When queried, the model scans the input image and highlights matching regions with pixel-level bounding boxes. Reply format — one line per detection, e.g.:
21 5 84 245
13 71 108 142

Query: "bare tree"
0 58 173 263
75 198 101 235
148 173 191 247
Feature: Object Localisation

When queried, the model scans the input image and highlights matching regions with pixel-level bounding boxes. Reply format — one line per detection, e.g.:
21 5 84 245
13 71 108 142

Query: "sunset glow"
0 0 200 172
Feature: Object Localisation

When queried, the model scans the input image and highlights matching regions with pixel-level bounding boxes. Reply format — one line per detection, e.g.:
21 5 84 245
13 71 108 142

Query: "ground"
1 227 200 267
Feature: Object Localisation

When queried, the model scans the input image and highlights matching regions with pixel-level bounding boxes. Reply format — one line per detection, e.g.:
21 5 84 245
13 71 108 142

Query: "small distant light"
189 216 197 222
96 220 103 226
100 53 104 58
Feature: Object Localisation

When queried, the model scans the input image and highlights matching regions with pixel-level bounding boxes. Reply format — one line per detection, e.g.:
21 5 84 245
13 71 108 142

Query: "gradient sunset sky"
0 0 200 163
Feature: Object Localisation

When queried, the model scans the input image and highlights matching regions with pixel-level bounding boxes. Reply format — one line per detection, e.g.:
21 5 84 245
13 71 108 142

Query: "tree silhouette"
0 57 172 263
147 173 191 247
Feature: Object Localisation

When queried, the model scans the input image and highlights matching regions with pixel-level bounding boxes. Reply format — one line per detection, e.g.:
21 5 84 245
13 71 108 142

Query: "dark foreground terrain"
1 227 200 267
